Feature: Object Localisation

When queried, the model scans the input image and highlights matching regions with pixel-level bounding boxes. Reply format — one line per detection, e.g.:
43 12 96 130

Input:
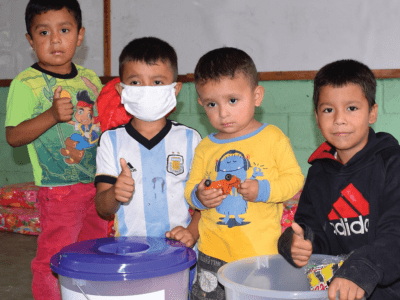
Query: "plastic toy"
204 174 241 195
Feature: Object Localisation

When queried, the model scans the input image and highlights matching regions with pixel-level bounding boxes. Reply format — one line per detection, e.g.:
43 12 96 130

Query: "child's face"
116 59 182 96
197 72 264 139
26 7 85 74
315 83 378 164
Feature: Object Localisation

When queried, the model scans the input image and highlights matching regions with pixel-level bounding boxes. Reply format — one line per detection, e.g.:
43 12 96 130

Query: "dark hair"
194 47 258 88
119 37 178 81
76 90 94 106
25 0 82 37
313 59 376 111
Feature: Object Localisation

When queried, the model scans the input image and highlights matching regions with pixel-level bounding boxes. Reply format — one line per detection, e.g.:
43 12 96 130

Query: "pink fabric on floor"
0 206 40 235
0 182 39 209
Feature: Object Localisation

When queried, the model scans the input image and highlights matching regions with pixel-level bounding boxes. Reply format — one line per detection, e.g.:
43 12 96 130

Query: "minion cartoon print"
214 150 264 228
61 90 100 164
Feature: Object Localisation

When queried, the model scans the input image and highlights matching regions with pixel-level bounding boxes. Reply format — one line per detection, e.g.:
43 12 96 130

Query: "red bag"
97 77 132 132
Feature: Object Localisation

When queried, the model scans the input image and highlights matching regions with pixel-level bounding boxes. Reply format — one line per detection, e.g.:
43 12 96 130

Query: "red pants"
31 183 108 300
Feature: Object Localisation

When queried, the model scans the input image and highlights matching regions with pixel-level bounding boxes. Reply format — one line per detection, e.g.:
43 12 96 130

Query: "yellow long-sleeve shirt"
185 124 304 262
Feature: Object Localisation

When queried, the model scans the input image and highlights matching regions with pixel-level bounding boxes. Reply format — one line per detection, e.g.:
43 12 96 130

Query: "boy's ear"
197 97 203 106
115 82 123 96
254 85 265 107
369 103 378 125
26 33 34 49
76 27 85 47
314 110 321 129
174 82 183 96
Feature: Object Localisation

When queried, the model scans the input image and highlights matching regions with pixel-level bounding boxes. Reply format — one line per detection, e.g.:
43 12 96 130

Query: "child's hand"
165 226 196 248
114 158 135 203
328 278 365 300
196 179 226 208
50 86 74 123
291 222 312 267
237 179 259 202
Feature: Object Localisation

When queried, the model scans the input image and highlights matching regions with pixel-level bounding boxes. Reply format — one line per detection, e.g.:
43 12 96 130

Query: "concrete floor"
0 231 37 300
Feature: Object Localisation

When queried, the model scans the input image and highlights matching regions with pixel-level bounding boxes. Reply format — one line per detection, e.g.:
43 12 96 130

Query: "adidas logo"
127 162 137 173
328 183 369 236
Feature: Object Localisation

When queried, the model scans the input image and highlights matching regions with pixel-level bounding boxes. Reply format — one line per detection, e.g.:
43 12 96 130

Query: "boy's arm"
328 278 365 300
95 182 120 217
95 134 135 217
95 129 135 217
95 158 135 217
187 209 201 242
278 222 313 268
331 153 400 297
6 86 73 147
165 209 201 248
185 145 207 210
184 138 227 209
260 134 304 203
293 175 332 253
278 172 331 266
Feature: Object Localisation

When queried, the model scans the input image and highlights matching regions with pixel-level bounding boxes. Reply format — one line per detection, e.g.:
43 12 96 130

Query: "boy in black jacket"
278 59 400 300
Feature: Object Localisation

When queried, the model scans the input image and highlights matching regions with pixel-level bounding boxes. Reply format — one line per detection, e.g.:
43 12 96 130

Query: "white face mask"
120 83 177 122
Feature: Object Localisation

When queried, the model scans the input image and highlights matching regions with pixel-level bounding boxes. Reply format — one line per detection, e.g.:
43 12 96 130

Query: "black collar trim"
31 62 78 79
125 119 172 150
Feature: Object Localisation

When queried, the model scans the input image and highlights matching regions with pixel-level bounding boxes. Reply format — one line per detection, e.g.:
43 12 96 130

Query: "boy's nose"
334 110 346 125
51 32 61 44
219 105 229 118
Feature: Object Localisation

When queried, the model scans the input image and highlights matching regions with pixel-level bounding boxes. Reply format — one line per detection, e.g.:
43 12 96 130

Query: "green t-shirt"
5 63 103 187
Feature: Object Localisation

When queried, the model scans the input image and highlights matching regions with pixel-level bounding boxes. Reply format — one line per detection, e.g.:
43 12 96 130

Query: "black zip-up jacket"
278 128 400 299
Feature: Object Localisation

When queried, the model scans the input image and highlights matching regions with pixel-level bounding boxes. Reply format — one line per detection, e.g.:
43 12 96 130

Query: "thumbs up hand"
114 158 135 203
50 86 74 123
291 222 313 267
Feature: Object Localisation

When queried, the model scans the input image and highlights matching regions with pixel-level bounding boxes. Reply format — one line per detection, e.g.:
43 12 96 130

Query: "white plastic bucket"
51 237 196 300
217 254 365 300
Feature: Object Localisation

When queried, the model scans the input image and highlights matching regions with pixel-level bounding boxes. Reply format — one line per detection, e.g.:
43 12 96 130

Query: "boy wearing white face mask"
95 37 202 249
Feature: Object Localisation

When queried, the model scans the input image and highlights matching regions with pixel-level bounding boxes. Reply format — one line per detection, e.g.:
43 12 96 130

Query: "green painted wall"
2 78 400 186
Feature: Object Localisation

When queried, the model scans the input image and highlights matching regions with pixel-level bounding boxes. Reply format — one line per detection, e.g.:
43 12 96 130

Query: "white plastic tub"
217 254 365 300
51 237 196 300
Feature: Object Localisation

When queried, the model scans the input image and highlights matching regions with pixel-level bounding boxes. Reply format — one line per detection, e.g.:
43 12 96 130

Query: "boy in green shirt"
5 1 108 299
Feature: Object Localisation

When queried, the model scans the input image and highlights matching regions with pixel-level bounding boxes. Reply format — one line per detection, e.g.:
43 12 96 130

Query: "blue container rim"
50 237 196 281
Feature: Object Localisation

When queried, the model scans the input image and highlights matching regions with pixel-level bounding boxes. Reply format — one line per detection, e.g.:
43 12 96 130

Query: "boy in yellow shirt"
185 47 304 300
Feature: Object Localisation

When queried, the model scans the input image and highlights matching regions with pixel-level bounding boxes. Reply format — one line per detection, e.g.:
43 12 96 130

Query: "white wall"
111 0 400 75
2 0 400 79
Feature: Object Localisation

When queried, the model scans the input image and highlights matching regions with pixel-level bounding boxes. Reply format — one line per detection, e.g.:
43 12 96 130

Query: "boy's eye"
322 108 333 113
229 98 238 104
40 31 49 36
207 102 216 108
154 80 162 85
61 28 69 33
129 81 140 85
348 106 357 111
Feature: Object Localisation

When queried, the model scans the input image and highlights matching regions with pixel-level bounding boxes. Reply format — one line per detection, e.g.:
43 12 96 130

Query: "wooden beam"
0 79 12 86
103 0 111 77
258 70 317 81
3 68 400 87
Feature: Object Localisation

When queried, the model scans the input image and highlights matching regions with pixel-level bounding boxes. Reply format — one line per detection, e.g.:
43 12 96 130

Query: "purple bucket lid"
50 236 196 281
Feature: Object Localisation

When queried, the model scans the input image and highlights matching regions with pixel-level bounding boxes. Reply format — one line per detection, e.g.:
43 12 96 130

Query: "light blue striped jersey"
95 119 201 237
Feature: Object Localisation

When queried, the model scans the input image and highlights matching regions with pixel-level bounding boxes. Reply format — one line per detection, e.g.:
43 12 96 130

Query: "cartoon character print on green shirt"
32 72 101 185
61 89 100 164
